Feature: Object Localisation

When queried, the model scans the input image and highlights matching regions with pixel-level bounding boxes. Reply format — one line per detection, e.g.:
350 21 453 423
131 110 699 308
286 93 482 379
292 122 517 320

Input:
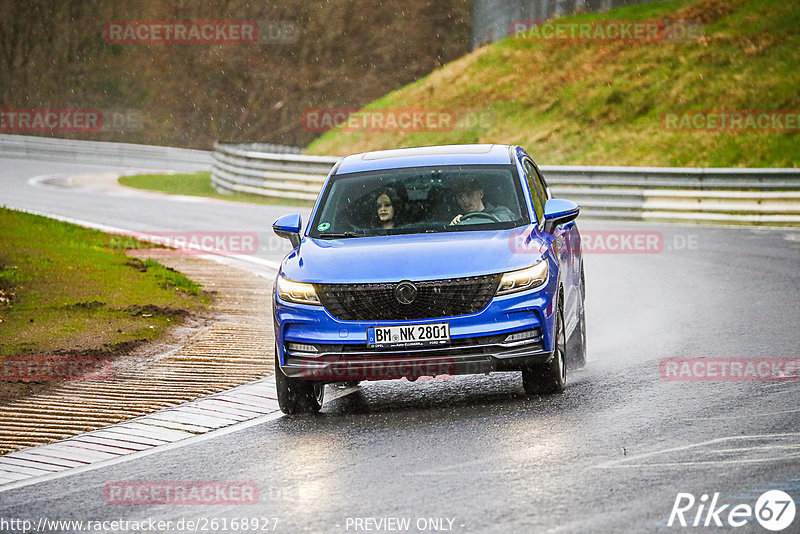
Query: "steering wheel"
459 211 501 223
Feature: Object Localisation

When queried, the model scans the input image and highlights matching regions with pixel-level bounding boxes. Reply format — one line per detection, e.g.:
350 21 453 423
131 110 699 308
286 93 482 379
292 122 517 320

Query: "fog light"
286 342 319 354
504 329 540 343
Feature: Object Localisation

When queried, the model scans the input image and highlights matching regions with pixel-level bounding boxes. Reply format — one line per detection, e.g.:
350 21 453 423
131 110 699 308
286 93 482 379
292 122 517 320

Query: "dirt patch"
64 300 106 310
0 263 16 306
671 0 739 24
124 304 191 318
125 258 149 272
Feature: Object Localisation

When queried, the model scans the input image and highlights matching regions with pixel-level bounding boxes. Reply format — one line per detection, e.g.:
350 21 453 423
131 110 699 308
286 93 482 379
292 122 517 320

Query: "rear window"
310 165 530 238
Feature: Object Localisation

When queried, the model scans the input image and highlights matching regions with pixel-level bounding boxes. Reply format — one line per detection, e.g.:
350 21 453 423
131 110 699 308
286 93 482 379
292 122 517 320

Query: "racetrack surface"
1 157 799 533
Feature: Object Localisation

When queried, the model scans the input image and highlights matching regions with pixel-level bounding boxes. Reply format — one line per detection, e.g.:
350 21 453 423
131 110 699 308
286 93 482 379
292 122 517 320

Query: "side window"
532 163 549 201
523 160 545 224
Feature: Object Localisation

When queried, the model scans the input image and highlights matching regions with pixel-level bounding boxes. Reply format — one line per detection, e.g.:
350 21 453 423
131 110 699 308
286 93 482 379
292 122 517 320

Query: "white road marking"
27 172 229 204
595 433 800 469
682 407 800 420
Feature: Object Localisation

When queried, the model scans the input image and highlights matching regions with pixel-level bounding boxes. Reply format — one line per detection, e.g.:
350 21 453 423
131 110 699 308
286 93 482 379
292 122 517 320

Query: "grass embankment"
119 172 313 207
307 0 800 167
0 208 209 360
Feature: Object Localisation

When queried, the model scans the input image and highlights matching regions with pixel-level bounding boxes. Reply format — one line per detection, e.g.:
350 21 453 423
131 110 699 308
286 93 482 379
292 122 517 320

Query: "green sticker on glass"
317 222 331 231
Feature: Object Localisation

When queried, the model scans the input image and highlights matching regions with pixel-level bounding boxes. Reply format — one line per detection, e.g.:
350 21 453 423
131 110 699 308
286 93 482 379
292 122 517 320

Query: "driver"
449 177 514 225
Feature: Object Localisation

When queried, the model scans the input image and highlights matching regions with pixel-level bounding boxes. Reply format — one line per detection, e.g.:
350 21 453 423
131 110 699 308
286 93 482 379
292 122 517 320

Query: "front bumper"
281 332 552 381
274 281 558 382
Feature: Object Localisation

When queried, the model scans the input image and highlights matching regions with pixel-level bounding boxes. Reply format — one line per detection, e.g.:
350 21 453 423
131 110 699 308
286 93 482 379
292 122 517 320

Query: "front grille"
315 274 502 321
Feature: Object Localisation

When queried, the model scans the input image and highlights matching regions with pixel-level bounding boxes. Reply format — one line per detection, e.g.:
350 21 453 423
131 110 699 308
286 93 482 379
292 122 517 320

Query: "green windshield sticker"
317 222 331 231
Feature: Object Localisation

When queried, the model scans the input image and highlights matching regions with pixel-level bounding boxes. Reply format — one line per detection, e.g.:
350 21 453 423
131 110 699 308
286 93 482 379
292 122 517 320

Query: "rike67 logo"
668 490 796 531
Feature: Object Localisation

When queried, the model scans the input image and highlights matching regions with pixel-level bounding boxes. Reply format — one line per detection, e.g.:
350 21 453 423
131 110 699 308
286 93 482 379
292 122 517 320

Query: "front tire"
522 302 567 395
275 350 324 415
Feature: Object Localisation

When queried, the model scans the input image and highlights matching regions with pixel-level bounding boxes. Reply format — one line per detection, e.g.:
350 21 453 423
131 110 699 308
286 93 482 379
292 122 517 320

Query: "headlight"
276 276 321 305
496 260 548 295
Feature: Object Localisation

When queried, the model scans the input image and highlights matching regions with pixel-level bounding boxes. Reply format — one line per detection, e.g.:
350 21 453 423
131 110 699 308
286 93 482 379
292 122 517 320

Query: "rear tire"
522 301 567 395
576 262 587 367
275 350 324 415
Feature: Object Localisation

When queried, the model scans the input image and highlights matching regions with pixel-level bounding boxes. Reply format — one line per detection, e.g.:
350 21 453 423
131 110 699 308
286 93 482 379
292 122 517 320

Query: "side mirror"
273 213 302 248
543 198 579 234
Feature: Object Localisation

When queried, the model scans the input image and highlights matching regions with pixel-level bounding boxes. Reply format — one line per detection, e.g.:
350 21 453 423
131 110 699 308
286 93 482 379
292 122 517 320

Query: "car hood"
280 228 548 284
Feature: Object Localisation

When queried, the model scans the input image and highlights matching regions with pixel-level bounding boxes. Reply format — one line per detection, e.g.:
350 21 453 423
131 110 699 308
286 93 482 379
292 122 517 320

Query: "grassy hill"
307 0 800 167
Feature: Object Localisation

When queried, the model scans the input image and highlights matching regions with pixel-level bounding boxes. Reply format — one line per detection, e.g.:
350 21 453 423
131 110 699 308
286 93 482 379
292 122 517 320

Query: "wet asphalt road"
1 157 799 533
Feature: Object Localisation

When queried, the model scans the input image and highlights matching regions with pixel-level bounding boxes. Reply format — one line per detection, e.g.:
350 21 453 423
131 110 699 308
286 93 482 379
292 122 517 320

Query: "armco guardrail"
220 142 303 155
212 142 338 201
541 166 800 225
4 135 795 225
0 134 212 171
212 143 800 225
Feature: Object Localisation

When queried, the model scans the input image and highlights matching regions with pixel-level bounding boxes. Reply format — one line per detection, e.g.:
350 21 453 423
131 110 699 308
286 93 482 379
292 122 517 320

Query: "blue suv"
272 144 586 414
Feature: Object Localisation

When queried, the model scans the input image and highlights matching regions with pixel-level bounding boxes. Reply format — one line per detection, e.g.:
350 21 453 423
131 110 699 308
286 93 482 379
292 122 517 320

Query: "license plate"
367 323 450 348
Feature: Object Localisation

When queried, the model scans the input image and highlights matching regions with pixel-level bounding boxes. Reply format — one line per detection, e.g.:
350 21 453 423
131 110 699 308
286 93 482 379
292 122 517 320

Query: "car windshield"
310 165 529 238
